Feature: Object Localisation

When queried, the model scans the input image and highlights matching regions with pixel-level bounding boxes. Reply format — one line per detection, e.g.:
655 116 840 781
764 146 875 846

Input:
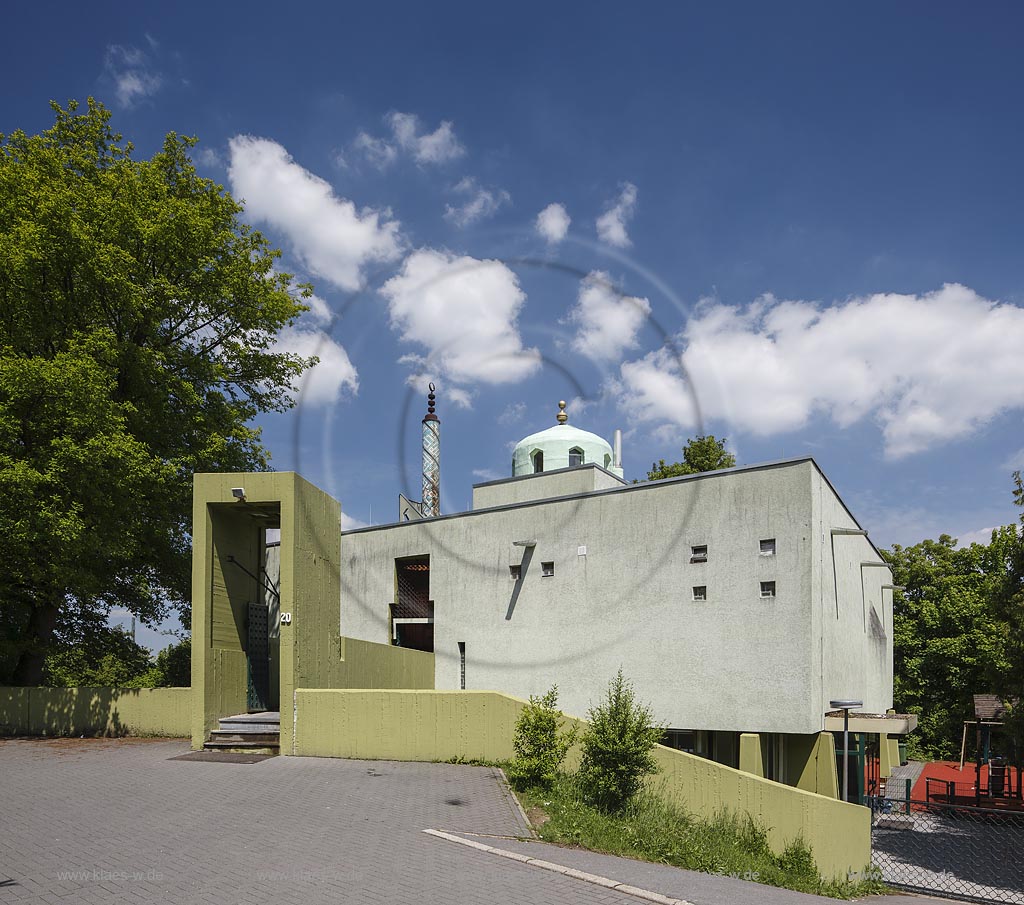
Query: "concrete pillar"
739 732 764 777
879 734 900 779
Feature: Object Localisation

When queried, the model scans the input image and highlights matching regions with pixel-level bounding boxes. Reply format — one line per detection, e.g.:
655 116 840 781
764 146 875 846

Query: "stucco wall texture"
294 688 870 881
341 458 893 736
0 686 190 737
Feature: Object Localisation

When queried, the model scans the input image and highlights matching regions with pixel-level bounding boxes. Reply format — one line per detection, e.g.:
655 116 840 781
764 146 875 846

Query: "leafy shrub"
506 686 576 790
577 669 663 812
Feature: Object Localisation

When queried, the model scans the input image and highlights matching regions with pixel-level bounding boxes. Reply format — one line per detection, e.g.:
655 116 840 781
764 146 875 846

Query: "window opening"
391 556 433 652
541 561 555 577
760 581 776 598
692 586 707 601
690 544 708 563
532 449 544 473
760 538 776 556
568 447 584 467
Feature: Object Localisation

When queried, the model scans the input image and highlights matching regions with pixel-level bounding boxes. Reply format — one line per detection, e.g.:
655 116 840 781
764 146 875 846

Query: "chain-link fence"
870 796 1024 903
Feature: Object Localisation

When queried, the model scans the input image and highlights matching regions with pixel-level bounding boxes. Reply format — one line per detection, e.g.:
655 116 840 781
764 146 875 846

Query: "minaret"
421 383 440 517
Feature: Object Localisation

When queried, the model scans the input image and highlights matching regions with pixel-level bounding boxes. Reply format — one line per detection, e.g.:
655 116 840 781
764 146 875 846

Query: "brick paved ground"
0 737 955 905
449 834 961 905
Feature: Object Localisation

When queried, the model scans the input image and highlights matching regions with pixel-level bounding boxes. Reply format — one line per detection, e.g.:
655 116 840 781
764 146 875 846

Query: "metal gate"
246 601 270 712
871 797 1024 903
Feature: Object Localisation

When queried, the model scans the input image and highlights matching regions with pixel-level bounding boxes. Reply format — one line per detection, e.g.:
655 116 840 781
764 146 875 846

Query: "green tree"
507 685 577 791
43 626 153 687
645 435 736 481
577 670 663 812
0 100 312 684
992 472 1024 789
884 531 1014 759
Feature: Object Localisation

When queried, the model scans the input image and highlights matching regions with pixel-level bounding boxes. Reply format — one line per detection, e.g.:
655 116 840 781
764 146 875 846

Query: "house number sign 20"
280 613 293 624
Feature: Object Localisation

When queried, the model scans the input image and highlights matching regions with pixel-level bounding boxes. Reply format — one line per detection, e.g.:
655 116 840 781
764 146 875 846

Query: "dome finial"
556 400 568 424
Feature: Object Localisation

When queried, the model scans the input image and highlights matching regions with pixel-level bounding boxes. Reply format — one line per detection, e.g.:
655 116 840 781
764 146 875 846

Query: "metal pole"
843 708 850 803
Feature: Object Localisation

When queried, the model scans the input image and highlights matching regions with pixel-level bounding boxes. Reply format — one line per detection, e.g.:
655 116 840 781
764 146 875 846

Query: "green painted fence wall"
293 688 870 881
0 687 191 737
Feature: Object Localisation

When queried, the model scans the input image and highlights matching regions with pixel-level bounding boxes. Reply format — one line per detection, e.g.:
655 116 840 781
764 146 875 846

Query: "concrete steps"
204 711 281 756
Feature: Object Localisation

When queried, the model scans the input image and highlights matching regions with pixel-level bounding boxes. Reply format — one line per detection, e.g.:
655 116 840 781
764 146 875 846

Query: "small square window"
760 538 776 556
692 585 707 601
690 544 708 563
541 561 555 577
509 564 521 581
760 581 776 598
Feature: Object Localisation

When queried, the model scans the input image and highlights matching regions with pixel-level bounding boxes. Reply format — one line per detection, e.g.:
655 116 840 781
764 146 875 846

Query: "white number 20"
280 612 293 625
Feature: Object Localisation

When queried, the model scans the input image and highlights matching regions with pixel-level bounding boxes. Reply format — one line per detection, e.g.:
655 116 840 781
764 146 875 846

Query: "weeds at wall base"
514 774 887 900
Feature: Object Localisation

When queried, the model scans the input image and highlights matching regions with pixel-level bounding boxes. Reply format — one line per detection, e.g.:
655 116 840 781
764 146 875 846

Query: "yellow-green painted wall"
787 732 840 798
0 687 190 737
293 689 870 880
739 732 764 776
879 734 900 779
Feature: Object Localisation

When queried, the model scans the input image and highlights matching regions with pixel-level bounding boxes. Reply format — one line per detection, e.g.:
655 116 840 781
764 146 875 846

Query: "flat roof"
471 461 627 489
343 455 883 558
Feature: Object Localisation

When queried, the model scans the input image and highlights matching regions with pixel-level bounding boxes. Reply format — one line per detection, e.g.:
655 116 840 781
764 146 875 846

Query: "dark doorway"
246 600 270 712
392 556 433 652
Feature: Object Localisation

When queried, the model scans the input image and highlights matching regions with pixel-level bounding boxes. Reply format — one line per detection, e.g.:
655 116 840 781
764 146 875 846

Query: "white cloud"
352 131 398 169
341 511 369 531
195 147 224 169
381 249 541 385
387 112 465 164
569 271 651 363
104 44 162 108
228 136 402 292
443 177 510 227
1002 448 1024 472
616 283 1024 459
302 292 333 327
499 401 528 424
956 526 1003 548
472 468 504 481
274 326 358 407
596 182 638 248
536 203 571 243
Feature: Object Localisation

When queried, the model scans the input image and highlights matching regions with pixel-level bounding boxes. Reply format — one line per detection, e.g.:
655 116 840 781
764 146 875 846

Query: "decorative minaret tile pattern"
421 383 440 517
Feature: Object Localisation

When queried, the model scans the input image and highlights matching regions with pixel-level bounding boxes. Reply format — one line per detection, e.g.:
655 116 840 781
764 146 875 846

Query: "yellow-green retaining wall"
293 688 870 881
0 687 190 737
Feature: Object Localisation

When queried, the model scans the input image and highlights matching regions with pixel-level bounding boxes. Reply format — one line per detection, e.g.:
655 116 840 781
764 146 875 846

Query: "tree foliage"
645 435 736 482
577 670 663 812
884 527 1016 759
43 631 190 688
992 472 1024 773
507 685 577 791
0 99 312 683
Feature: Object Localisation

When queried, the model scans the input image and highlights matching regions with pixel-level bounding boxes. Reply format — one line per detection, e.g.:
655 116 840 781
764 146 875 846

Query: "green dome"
512 407 619 477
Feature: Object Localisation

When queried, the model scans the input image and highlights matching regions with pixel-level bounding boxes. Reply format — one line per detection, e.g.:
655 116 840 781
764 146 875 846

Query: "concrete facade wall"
344 460 831 734
811 470 894 720
293 688 870 881
0 687 190 737
472 464 626 510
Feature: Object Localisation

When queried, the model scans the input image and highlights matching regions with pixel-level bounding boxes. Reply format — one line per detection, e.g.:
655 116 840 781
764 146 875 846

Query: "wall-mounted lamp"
231 487 246 501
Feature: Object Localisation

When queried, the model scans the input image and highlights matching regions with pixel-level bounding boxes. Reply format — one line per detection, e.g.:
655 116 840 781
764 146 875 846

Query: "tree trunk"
10 602 60 686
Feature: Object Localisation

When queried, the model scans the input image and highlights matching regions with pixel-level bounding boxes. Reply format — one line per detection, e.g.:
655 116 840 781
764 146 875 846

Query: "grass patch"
516 774 885 900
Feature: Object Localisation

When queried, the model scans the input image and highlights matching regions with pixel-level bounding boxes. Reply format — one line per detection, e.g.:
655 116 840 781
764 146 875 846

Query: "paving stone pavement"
0 738 955 905
447 833 964 905
0 738 640 905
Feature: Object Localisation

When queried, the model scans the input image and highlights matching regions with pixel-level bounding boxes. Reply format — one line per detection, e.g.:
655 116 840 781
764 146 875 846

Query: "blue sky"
6 3 1024 646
